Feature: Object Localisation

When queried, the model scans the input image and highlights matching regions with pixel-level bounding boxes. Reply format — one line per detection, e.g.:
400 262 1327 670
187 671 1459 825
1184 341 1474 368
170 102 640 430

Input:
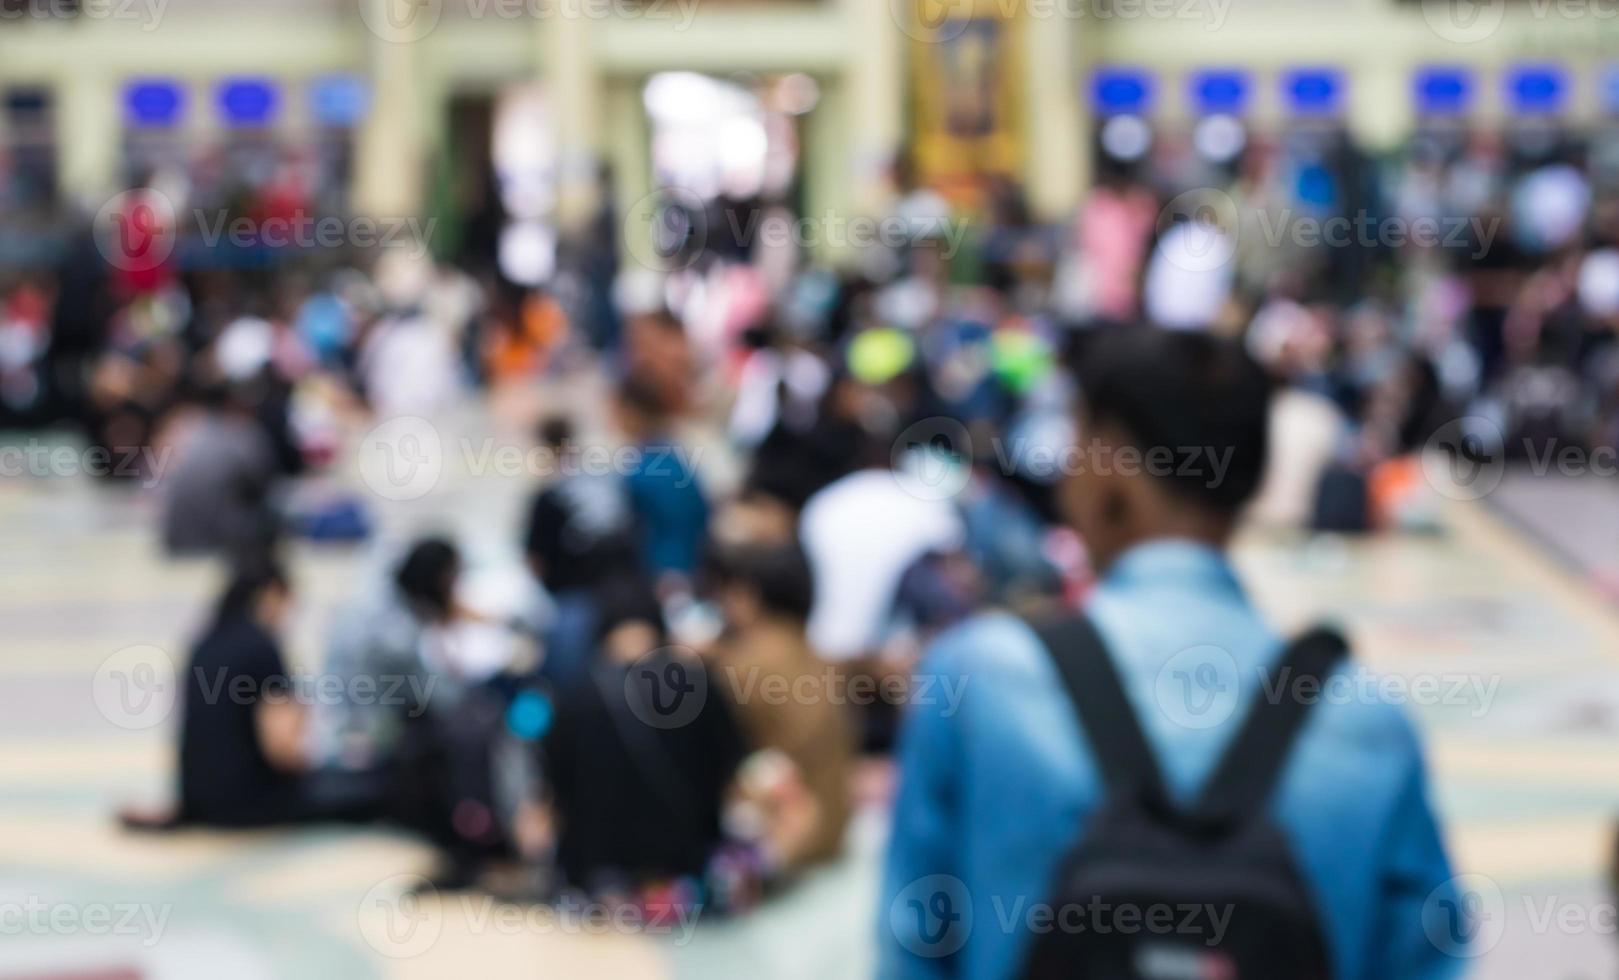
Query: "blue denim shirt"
625 439 709 577
881 539 1462 980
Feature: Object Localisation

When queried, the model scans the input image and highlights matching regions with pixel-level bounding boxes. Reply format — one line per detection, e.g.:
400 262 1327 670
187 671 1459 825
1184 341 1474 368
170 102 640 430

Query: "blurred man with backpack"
881 327 1462 980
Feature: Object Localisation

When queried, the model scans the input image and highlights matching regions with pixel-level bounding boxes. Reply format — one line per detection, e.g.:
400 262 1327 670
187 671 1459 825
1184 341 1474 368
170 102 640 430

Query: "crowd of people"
7 113 1615 974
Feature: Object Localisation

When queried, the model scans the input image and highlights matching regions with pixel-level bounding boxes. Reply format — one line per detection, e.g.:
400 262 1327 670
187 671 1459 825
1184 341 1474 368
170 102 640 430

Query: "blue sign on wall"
1603 65 1619 114
1283 68 1344 116
1092 68 1154 116
1414 66 1474 116
1191 70 1250 115
309 74 370 127
1506 64 1568 114
125 79 185 127
217 78 279 128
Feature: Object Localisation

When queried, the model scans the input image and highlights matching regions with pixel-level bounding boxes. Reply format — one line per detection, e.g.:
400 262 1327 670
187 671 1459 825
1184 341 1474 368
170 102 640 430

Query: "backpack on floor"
1019 614 1347 980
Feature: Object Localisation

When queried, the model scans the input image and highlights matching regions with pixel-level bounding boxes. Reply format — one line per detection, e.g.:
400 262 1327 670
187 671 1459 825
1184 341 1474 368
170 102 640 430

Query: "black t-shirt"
523 474 639 594
178 615 299 826
544 651 748 890
745 416 861 511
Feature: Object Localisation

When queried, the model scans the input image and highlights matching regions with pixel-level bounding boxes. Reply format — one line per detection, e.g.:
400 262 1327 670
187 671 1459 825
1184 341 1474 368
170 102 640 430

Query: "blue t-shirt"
624 439 709 577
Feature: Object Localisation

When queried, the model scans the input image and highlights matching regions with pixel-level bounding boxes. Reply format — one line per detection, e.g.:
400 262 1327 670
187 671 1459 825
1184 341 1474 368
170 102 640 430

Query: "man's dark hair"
1072 326 1272 514
395 537 460 619
594 576 668 647
616 373 668 423
709 542 815 622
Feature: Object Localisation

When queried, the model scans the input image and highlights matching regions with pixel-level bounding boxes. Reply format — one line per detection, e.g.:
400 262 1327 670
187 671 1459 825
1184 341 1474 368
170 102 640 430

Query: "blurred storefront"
4 0 1619 267
0 0 908 266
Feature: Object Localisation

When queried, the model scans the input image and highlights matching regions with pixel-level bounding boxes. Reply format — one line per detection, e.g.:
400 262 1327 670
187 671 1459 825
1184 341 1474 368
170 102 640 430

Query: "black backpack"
1018 615 1346 980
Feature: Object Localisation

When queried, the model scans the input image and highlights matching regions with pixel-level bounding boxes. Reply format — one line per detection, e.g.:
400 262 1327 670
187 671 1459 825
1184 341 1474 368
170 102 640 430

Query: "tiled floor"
4 419 1619 978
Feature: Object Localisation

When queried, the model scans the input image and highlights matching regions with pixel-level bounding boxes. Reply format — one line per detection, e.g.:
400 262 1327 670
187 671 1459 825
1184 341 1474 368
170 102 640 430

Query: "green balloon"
848 328 917 385
991 330 1055 393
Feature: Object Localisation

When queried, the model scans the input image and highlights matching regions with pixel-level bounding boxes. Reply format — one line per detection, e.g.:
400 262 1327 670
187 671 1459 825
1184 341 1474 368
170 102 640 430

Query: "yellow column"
805 77 849 266
1350 65 1411 155
546 1 603 232
352 0 425 217
1025 7 1086 221
840 0 904 217
605 78 651 270
57 70 122 205
606 80 650 211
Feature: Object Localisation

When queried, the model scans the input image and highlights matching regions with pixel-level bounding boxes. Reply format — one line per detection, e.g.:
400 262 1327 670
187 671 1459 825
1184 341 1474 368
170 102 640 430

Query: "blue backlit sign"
125 79 185 127
1415 66 1474 116
1093 68 1154 116
217 78 279 128
1191 70 1249 115
309 74 370 127
1283 68 1344 116
1506 65 1568 114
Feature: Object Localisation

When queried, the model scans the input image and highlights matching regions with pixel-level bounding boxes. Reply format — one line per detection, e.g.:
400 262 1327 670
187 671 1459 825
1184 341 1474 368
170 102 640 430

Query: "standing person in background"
882 327 1460 980
797 407 967 755
616 376 710 588
42 219 116 425
360 253 464 420
484 285 568 388
798 432 966 664
1142 210 1238 332
622 310 695 416
523 414 642 688
1060 172 1157 324
575 162 624 354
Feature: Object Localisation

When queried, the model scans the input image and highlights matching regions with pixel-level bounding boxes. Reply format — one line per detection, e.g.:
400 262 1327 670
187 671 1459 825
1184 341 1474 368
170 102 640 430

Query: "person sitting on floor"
122 560 308 829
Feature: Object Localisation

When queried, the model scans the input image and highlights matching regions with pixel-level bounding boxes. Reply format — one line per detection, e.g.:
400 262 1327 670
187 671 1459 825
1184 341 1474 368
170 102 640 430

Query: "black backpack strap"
1192 627 1349 825
1026 614 1168 804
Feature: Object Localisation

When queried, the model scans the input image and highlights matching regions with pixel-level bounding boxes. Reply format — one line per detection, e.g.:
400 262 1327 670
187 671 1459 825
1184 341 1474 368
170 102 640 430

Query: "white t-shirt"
1143 221 1235 331
1247 388 1349 529
362 314 461 419
799 469 966 661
